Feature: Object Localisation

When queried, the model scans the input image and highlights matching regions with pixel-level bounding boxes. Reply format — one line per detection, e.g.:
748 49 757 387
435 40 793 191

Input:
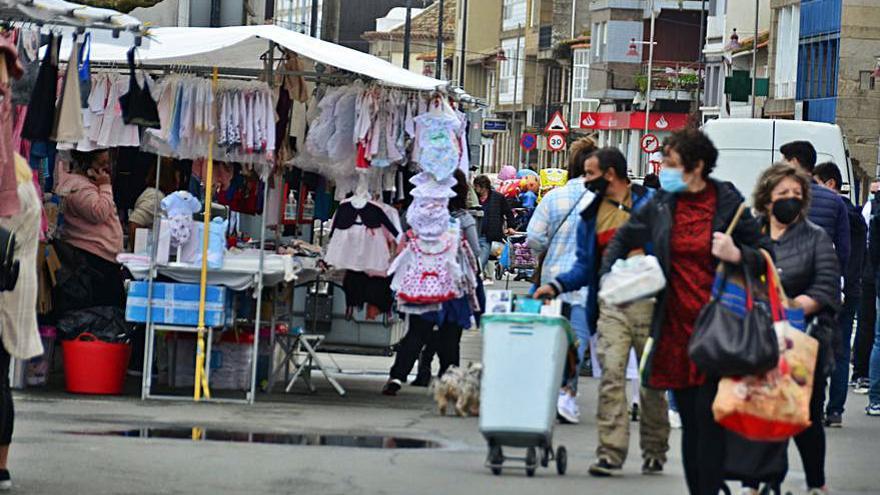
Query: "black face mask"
585 176 610 195
772 197 803 225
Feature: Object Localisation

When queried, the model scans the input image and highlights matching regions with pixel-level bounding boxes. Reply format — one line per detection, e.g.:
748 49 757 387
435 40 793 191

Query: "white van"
702 119 855 203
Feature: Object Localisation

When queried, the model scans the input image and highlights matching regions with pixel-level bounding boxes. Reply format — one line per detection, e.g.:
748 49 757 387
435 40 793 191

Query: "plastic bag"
56 306 134 343
598 255 666 306
192 218 228 269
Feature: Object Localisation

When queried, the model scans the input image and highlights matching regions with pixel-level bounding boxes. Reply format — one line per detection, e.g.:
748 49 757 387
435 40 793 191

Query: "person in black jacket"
473 175 515 281
600 129 772 495
814 162 866 427
854 182 880 394
743 163 840 495
780 141 850 271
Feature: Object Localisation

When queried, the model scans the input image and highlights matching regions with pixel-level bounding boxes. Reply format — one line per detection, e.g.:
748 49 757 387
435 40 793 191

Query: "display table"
123 249 305 290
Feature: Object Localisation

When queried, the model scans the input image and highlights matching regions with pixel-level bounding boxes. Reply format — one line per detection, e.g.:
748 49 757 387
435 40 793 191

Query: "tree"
78 0 163 13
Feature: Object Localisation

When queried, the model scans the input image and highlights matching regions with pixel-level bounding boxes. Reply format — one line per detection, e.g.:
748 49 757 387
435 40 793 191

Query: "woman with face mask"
599 129 772 494
740 163 839 495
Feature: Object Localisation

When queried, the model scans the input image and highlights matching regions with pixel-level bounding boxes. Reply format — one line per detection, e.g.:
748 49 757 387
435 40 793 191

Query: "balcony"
636 60 704 101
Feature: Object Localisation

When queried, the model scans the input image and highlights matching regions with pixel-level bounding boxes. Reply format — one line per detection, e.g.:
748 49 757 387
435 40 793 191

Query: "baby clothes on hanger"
324 199 400 274
388 229 461 305
412 110 460 181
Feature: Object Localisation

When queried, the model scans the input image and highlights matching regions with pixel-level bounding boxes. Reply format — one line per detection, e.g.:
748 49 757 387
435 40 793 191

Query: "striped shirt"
527 178 595 306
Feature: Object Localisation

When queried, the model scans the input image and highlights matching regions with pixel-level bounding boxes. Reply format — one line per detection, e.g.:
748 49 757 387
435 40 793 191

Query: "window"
797 37 839 100
704 64 722 107
502 0 527 31
499 37 525 104
592 22 607 62
571 48 590 101
275 0 322 37
774 4 799 99
860 71 877 91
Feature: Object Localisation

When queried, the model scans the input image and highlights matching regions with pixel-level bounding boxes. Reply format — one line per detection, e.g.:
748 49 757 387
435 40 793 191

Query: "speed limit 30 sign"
546 133 566 152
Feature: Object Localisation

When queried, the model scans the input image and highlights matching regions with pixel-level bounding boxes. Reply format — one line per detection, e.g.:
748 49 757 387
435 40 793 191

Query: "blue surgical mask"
659 168 688 193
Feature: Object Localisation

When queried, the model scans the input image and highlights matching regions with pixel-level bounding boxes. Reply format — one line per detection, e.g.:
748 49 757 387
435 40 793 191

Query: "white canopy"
63 24 446 91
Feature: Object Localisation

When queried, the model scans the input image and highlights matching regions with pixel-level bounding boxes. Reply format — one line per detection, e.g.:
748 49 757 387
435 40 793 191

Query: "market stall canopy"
1 0 143 32
59 24 447 91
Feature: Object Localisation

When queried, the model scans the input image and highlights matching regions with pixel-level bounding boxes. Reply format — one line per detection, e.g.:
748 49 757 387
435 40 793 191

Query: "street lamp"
726 28 741 51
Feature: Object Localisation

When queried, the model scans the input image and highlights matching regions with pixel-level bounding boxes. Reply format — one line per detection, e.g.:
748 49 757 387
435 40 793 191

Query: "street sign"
544 111 569 134
520 133 537 152
640 133 660 153
482 119 508 133
546 133 566 152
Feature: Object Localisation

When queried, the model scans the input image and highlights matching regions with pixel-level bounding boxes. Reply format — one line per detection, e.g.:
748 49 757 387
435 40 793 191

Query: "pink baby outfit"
389 230 460 305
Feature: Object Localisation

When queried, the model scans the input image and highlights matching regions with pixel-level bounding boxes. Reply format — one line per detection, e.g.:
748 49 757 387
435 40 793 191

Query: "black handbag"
689 262 778 377
0 227 18 293
688 204 778 377
119 47 160 128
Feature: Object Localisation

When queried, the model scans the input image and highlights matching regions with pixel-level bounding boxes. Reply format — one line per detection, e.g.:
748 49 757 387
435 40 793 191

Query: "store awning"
59 24 447 91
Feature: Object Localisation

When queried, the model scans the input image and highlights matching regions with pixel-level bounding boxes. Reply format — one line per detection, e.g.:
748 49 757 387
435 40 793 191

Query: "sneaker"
668 409 682 429
854 378 870 395
867 403 880 416
738 489 758 495
588 458 622 477
381 379 402 396
642 458 663 475
0 469 11 491
557 391 580 424
824 411 843 428
806 488 828 495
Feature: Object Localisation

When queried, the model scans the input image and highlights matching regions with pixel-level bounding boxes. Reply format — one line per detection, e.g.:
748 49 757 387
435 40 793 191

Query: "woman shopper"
128 157 178 251
600 129 772 495
383 170 480 395
412 170 482 386
740 163 840 495
56 149 125 309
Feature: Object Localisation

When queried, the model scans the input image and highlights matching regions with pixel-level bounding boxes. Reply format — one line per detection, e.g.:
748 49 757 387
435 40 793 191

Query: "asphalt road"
10 370 879 495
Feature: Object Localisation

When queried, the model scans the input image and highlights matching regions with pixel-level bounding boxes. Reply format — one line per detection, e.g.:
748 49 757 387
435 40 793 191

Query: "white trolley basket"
479 313 571 476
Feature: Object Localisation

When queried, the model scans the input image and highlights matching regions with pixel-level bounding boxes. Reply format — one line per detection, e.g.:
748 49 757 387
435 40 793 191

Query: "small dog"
431 363 482 417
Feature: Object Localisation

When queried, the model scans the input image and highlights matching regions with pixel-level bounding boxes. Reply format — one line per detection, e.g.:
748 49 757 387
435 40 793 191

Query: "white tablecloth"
124 250 306 291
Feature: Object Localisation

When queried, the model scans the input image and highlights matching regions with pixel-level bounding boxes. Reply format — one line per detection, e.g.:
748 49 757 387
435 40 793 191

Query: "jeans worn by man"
593 299 670 474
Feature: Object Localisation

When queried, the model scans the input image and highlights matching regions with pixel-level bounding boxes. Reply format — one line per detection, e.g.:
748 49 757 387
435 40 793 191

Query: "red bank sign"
579 112 689 131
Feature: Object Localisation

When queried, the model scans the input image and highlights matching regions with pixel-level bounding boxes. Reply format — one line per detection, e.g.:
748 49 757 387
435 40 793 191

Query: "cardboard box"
126 282 227 327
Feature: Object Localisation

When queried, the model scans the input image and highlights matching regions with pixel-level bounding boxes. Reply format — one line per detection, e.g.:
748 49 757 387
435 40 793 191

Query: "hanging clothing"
413 111 461 181
10 27 38 105
0 159 44 360
21 34 59 142
52 38 85 145
325 200 400 273
389 230 461 305
0 77 22 218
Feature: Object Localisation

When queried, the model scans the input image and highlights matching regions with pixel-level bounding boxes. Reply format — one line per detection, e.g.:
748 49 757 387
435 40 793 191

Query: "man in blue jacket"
535 148 667 477
781 141 851 271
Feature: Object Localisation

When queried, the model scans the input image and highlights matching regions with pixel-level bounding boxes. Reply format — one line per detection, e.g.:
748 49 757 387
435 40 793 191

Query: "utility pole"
751 0 759 118
644 0 656 174
459 0 468 86
695 0 706 119
513 23 523 168
436 0 445 80
309 0 319 37
403 0 412 69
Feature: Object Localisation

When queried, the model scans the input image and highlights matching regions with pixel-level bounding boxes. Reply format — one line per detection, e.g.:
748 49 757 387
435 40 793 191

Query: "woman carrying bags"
740 163 840 495
600 129 772 495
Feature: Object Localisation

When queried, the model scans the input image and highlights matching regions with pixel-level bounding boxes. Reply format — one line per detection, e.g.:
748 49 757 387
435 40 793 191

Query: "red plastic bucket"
62 333 131 395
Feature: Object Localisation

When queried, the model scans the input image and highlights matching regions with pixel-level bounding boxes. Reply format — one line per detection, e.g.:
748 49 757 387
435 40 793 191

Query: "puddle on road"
66 428 441 449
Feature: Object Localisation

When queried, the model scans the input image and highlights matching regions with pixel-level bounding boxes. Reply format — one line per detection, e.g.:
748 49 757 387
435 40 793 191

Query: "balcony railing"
637 60 704 94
